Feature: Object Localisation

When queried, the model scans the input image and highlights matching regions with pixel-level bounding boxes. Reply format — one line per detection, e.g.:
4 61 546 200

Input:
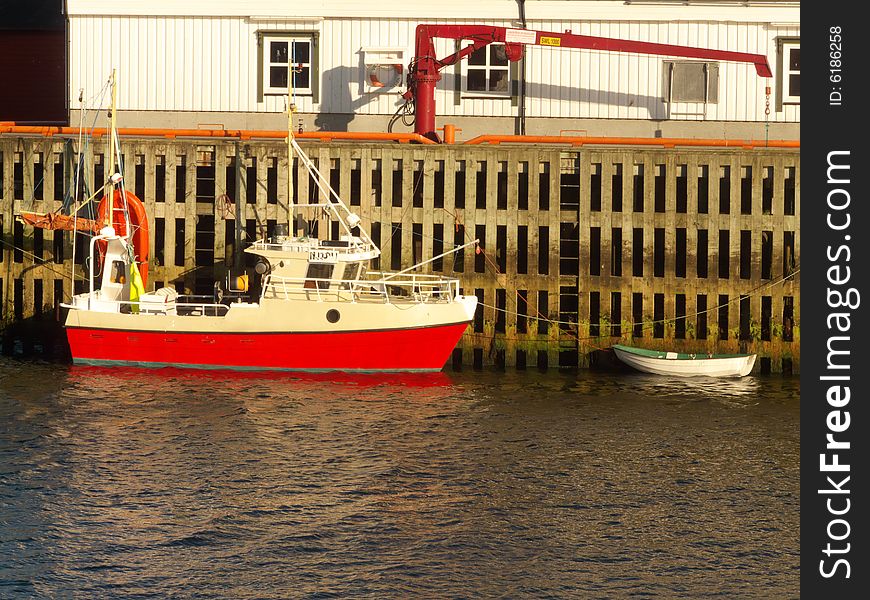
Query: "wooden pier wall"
0 136 799 372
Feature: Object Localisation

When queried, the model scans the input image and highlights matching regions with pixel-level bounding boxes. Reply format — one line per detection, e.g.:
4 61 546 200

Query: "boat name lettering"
309 249 339 263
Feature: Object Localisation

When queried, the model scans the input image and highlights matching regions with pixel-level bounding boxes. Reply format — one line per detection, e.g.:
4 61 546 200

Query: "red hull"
66 323 469 371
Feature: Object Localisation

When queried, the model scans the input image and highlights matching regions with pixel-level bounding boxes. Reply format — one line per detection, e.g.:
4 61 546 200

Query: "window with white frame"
463 43 510 97
781 41 800 104
263 34 314 96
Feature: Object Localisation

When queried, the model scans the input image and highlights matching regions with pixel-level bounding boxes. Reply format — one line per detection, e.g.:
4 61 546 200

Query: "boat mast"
105 69 117 229
70 87 87 290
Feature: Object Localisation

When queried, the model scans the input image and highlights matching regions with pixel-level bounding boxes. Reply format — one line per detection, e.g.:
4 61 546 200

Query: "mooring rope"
399 207 798 350
0 237 77 282
473 267 800 345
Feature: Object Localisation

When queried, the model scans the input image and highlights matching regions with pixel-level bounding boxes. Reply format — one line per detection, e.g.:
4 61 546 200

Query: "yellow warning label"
540 36 562 47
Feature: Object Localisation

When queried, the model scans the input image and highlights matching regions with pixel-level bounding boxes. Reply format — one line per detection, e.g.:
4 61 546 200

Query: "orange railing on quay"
0 123 798 148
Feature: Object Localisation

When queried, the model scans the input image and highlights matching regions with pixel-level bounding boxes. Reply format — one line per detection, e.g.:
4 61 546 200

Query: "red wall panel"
0 30 66 124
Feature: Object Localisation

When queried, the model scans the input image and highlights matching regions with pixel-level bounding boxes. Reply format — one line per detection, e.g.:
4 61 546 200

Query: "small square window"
781 41 800 104
270 66 288 89
462 43 511 98
469 47 486 66
788 74 800 96
270 42 288 63
305 263 334 289
263 34 315 96
467 70 487 92
110 261 127 284
789 48 800 71
489 70 509 92
490 45 508 67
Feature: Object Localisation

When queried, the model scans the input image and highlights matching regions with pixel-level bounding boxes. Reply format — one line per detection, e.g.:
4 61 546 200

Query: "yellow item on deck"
129 261 145 314
230 274 249 293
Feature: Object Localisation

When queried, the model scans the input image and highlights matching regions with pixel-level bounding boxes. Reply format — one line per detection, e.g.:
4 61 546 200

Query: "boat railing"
248 238 375 255
71 292 231 316
174 294 234 316
263 273 460 304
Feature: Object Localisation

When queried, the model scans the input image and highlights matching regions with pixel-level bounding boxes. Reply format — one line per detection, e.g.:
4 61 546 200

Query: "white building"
66 0 800 139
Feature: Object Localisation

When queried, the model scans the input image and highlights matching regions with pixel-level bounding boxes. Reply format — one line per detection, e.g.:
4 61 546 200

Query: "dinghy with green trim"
611 344 757 377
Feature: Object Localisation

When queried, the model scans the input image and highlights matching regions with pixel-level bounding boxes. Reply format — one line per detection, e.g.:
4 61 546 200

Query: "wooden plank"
399 149 414 270
162 148 179 286
213 148 229 277
183 143 197 293
662 154 676 342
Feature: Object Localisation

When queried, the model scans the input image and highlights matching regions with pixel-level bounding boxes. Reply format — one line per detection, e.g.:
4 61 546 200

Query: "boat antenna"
104 69 118 230
114 122 132 235
71 87 86 290
287 53 296 236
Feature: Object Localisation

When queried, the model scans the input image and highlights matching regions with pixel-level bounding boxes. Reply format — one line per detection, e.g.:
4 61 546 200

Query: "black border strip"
802 5 868 596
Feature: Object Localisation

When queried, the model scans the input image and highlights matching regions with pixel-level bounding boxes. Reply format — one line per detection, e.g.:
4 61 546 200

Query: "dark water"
1 358 799 598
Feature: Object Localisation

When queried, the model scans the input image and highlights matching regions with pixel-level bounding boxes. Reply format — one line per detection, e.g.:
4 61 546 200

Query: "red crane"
401 24 773 142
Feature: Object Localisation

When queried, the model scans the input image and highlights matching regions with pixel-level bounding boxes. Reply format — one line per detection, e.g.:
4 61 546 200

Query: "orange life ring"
96 189 150 287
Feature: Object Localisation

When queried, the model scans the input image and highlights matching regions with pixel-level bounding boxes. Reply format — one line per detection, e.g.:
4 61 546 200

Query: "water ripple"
0 359 798 598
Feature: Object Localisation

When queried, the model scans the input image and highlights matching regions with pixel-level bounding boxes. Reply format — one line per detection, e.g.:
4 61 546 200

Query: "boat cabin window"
340 262 362 289
304 263 334 289
110 260 127 284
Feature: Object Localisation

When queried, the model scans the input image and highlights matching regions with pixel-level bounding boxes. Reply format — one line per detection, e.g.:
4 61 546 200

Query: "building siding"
67 9 799 125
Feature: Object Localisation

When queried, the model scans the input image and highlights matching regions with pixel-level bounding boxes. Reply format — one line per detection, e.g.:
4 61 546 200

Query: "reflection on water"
1 359 799 598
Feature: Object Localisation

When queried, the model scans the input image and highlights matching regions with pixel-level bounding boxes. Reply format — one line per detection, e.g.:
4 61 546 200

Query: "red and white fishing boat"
61 212 477 371
21 73 478 372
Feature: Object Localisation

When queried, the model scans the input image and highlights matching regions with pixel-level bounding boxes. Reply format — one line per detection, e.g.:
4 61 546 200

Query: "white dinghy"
612 345 757 377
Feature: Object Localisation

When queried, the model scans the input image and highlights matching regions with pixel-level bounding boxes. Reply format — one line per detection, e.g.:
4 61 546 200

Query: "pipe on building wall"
462 134 800 148
516 0 527 137
0 124 799 148
0 125 438 144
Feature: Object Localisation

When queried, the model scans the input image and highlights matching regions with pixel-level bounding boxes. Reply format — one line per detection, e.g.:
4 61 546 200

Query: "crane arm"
407 24 773 141
513 29 772 77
